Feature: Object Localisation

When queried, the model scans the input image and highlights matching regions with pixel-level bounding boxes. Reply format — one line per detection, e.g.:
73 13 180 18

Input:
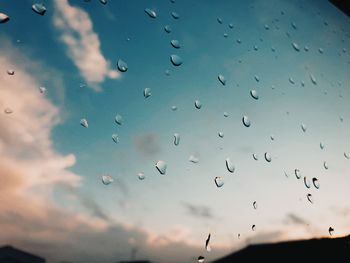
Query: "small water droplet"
189 155 199 163
264 24 269 30
117 59 128 72
218 132 224 138
170 39 181 49
7 69 14 75
194 100 202 109
253 153 258 160
229 23 234 28
344 152 349 159
254 75 260 82
115 114 123 125
138 172 145 180
174 133 180 146
0 13 10 23
225 158 235 173
205 233 211 252
291 22 297 29
80 118 88 128
223 112 229 117
155 160 167 175
253 45 258 51
4 108 13 114
328 227 334 236
238 233 241 239
250 90 259 100
310 73 317 85
223 33 228 38
102 175 113 185
307 193 313 204
164 25 171 33
236 38 241 44
165 69 170 76
252 224 256 231
292 42 300 51
171 105 177 111
289 77 295 84
320 142 325 150
264 152 271 162
112 133 119 143
295 169 301 179
217 17 223 24
39 87 46 94
242 115 251 127
270 135 275 141
198 256 205 263
312 177 320 189
218 74 226 85
100 0 107 5
301 123 307 132
253 201 257 209
143 88 151 98
214 176 224 187
145 8 157 18
323 161 328 170
304 176 311 188
304 45 309 52
318 47 324 54
32 3 46 15
170 54 183 66
171 11 180 19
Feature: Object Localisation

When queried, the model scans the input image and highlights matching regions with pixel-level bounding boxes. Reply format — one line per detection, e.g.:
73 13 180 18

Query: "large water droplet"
214 177 224 187
323 161 328 170
218 74 226 86
301 123 307 132
0 13 10 23
312 177 320 189
242 115 251 127
117 59 128 72
264 152 271 162
143 88 151 98
225 158 235 173
102 175 113 185
170 39 181 49
155 160 167 175
115 114 123 125
307 193 313 204
253 153 258 161
218 132 224 138
304 176 311 188
4 108 13 114
112 133 119 143
164 25 171 33
205 233 211 252
7 69 14 75
292 42 300 51
253 201 257 209
80 118 88 128
189 155 199 163
145 8 157 18
194 100 202 109
198 256 205 263
170 54 183 66
32 3 47 15
171 11 180 19
295 169 301 179
138 172 145 180
250 90 259 100
174 133 180 146
328 227 334 236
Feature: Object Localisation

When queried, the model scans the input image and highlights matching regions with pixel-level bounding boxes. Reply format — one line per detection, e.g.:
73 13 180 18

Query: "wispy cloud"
53 0 119 91
182 202 216 219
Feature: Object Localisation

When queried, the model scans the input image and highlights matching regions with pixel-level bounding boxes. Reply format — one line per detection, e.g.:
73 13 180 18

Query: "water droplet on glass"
242 115 251 127
223 33 228 38
253 201 257 209
253 45 258 51
0 13 10 23
205 233 211 252
138 172 145 180
217 17 223 24
270 135 275 141
171 105 177 111
254 75 260 82
80 118 88 128
194 100 202 109
295 169 301 179
289 77 295 84
218 132 224 138
218 74 226 86
252 224 256 231
145 8 157 18
165 69 170 76
171 11 180 19
39 87 46 94
143 88 151 98
155 160 167 175
198 256 205 263
225 158 235 173
304 176 311 188
320 142 325 150
102 175 113 185
229 23 234 29
291 22 297 29
312 177 320 189
253 153 258 160
318 48 324 54
292 42 300 51
117 59 128 72
174 133 180 146
328 227 334 236
189 155 199 163
236 39 241 44
32 3 47 15
170 54 183 66
307 193 313 204
4 108 13 114
100 0 107 5
264 152 271 162
344 152 349 159
323 161 329 170
223 112 229 117
112 133 119 143
115 114 123 125
310 73 317 85
214 176 224 187
170 39 181 49
7 69 14 75
264 24 269 30
164 25 171 33
301 123 307 132
250 90 259 100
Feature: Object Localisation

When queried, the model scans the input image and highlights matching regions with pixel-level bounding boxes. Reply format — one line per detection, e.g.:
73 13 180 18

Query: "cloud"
182 202 215 219
53 0 119 90
285 213 308 226
133 133 162 158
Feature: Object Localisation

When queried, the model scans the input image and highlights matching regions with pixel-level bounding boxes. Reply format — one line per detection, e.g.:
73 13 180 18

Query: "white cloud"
53 0 119 90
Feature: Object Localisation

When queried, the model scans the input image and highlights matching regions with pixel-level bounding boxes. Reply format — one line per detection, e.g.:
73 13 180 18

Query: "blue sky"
0 0 349 262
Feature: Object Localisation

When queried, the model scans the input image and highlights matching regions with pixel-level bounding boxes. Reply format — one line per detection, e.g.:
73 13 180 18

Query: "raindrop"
307 193 313 204
312 177 320 189
115 114 123 125
32 3 46 15
218 132 224 138
225 158 235 173
304 176 311 188
205 233 211 252
143 88 151 98
318 47 324 54
252 224 256 231
170 54 183 66
7 69 14 75
4 108 13 114
253 201 257 209
236 39 241 44
102 175 113 185
253 153 258 161
253 45 258 51
329 227 334 236
223 112 229 117
264 24 269 30
214 176 224 187
218 74 226 85
170 39 181 49
292 42 300 51
304 46 309 52
295 169 301 179
173 133 180 146
39 87 46 94
310 73 317 85
264 152 271 162
250 90 259 100
320 142 325 150
112 133 119 143
229 23 234 28
284 171 288 178
270 135 275 141
165 69 170 76
80 118 88 128
289 77 295 84
194 100 202 109
198 256 205 263
242 115 251 127
164 25 171 33
117 59 128 72
238 233 241 239
291 22 297 29
138 172 145 180
323 161 328 170
171 11 180 19
223 33 228 38
100 0 107 4
217 17 223 24
301 123 307 132
189 155 199 163
171 105 177 111
344 152 349 159
0 13 10 23
144 8 157 18
155 160 167 175
254 75 260 82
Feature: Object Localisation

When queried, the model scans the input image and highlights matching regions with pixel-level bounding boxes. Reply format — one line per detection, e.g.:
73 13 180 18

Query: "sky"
0 0 349 262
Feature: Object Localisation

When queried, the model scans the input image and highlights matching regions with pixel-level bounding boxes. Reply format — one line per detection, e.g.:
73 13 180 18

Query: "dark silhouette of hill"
213 235 350 262
0 245 45 263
